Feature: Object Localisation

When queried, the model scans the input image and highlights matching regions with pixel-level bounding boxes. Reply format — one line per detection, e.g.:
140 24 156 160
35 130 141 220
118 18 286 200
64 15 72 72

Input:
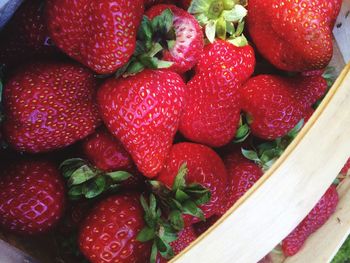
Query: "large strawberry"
156 142 228 225
97 70 186 178
0 160 65 234
46 0 144 74
282 185 339 256
219 149 263 215
247 0 342 72
138 4 204 74
2 61 100 153
0 0 57 67
79 193 151 263
240 75 306 140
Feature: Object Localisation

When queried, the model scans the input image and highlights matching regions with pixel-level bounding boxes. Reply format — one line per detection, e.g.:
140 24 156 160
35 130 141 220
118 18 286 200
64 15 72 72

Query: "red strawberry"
179 0 191 10
79 193 151 263
196 39 256 83
157 142 228 225
341 158 350 175
46 0 144 74
282 185 339 256
138 4 204 74
0 160 65 234
193 214 220 236
179 63 241 147
97 70 186 178
0 0 57 67
247 0 342 72
219 150 263 215
3 61 100 153
240 75 305 140
156 226 197 262
144 0 174 8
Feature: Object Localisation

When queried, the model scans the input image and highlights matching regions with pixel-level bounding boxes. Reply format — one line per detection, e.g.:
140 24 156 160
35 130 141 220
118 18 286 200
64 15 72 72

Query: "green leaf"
147 42 164 57
126 61 145 75
188 0 211 14
173 163 188 191
156 236 174 259
59 158 86 178
234 123 250 143
150 241 158 263
235 21 245 36
242 149 260 162
175 189 190 202
167 40 176 50
137 227 155 242
288 119 304 138
222 4 247 22
138 16 153 42
151 9 174 35
205 20 217 43
169 210 184 231
83 176 106 199
68 165 96 186
157 60 174 69
182 200 205 221
106 171 131 182
216 16 227 40
68 185 83 200
227 35 248 47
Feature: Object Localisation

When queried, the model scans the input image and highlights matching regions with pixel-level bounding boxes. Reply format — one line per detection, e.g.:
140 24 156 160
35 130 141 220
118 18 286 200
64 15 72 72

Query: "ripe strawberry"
132 4 204 74
157 142 228 225
0 160 65 234
179 66 240 147
0 0 57 67
240 75 305 140
79 193 151 263
97 70 186 178
193 214 220 236
219 150 263 215
341 158 350 176
2 61 100 153
196 39 256 83
46 0 144 74
179 0 191 10
282 185 339 256
247 0 342 72
156 226 197 262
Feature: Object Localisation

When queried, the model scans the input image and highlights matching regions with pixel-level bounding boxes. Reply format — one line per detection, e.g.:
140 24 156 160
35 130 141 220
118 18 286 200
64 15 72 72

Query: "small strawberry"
97 70 186 178
219 150 263 215
2 61 100 153
156 142 228 225
46 0 144 74
341 158 350 176
79 193 151 263
247 0 342 72
195 39 256 82
126 5 204 74
0 0 58 67
0 160 65 234
240 75 305 140
282 185 339 256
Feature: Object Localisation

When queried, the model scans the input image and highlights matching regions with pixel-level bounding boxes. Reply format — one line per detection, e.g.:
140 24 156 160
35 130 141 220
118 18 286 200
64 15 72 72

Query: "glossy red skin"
0 160 65 234
46 0 144 74
196 40 256 83
82 128 146 189
219 151 263 215
79 193 151 263
282 185 339 256
157 143 228 225
146 5 204 73
179 0 191 10
247 0 342 72
98 70 186 178
341 158 350 175
157 226 197 262
240 75 305 140
179 63 242 147
3 61 100 153
193 214 220 236
0 0 57 67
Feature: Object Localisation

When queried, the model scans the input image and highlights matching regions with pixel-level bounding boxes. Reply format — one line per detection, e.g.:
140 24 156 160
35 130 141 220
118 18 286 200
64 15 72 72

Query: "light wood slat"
0 0 23 29
333 0 350 63
173 64 350 263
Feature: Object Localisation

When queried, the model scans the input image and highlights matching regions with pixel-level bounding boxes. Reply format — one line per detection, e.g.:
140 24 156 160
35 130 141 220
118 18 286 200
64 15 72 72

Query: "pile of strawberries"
0 0 346 262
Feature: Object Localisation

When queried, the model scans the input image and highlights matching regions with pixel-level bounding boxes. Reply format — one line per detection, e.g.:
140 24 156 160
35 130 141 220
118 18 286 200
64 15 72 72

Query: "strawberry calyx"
233 114 251 143
189 0 247 43
59 158 131 200
242 119 304 171
137 194 178 263
115 9 175 77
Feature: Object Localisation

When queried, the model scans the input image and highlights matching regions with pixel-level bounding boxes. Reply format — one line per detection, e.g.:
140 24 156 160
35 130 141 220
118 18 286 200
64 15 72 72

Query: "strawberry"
97 70 186 178
341 158 350 176
282 185 339 256
193 214 220 236
128 4 204 74
0 0 57 67
156 142 228 225
219 150 263 215
196 39 256 82
240 75 305 140
247 0 342 72
179 0 192 10
0 160 65 234
2 61 100 153
46 0 144 74
79 193 151 263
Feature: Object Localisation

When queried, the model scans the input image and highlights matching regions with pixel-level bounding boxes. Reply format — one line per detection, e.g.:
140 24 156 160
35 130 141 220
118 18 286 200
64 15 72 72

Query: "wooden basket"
0 1 349 263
